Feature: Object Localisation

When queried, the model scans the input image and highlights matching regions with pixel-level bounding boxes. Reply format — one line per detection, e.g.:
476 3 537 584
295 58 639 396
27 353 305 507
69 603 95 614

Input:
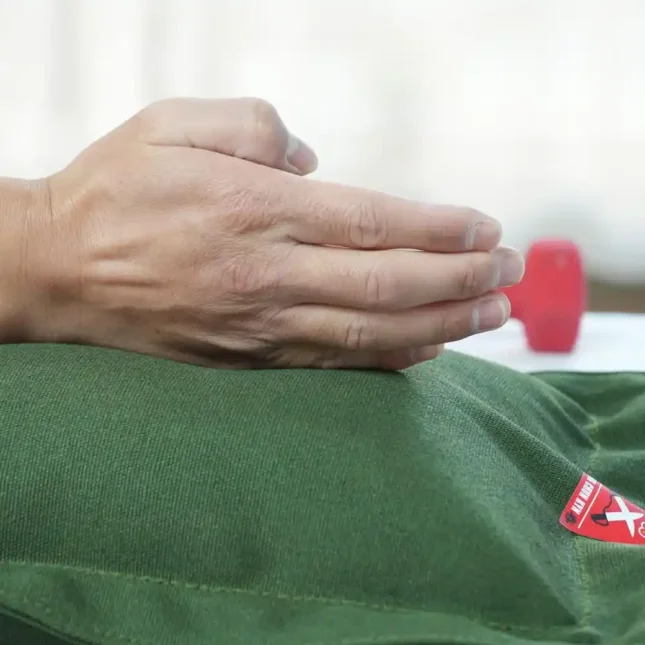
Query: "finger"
132 97 318 175
319 344 444 370
279 292 510 352
273 344 444 370
283 245 524 310
284 179 502 251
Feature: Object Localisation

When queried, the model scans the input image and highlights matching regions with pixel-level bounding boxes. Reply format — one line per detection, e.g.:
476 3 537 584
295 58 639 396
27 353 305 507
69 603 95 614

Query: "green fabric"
0 344 644 645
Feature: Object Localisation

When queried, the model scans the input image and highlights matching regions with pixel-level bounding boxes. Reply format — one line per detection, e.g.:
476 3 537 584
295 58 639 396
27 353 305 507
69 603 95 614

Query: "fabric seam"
0 560 579 640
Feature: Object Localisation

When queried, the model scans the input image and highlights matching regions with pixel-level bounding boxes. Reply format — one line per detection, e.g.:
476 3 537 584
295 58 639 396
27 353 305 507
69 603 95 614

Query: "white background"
1 0 645 282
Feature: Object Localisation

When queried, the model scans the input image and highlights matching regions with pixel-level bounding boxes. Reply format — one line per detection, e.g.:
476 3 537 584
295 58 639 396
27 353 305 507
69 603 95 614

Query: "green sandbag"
1 344 644 644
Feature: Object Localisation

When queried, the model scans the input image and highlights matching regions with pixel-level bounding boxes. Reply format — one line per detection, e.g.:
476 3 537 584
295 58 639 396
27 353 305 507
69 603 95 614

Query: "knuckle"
219 254 271 296
362 265 394 307
134 99 177 138
218 186 279 235
247 98 286 154
342 316 376 352
436 309 465 344
455 260 482 298
347 200 388 248
248 97 280 124
363 265 382 306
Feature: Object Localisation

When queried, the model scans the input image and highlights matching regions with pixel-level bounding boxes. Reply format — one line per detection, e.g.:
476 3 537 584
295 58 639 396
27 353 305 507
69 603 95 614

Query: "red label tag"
560 474 645 545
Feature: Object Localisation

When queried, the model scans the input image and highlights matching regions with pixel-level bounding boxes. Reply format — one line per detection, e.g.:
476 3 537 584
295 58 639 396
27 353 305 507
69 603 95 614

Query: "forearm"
0 178 50 342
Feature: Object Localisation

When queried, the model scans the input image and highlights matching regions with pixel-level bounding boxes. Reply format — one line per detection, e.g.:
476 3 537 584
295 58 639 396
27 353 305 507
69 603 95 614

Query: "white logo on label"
638 522 645 540
605 496 644 537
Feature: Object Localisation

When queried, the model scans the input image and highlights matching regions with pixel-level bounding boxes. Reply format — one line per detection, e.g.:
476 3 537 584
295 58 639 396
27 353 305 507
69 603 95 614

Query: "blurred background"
1 0 644 310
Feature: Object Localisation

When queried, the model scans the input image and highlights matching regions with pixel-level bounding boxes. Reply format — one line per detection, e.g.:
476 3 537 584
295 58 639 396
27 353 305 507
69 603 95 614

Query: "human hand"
21 97 523 369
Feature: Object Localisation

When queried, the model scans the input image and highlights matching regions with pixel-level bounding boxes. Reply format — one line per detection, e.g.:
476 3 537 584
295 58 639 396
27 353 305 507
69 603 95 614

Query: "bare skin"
0 97 524 369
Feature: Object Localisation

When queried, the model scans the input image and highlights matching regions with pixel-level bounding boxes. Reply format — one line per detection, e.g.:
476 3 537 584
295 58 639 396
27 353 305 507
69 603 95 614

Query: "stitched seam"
0 560 572 637
0 588 569 645
1 590 557 645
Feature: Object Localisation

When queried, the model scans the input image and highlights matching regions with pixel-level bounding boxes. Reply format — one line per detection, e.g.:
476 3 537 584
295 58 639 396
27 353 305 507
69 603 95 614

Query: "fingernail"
467 219 502 250
493 247 525 287
286 134 318 175
472 294 510 332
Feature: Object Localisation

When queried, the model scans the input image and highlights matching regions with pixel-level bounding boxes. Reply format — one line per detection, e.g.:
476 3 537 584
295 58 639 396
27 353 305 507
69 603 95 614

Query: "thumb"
131 97 318 175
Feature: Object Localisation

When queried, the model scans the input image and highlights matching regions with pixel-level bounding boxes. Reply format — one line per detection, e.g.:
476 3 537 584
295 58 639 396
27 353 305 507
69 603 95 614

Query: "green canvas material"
1 344 644 645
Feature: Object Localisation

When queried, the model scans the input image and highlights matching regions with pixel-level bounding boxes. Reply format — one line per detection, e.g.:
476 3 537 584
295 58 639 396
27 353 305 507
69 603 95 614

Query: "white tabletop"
448 313 645 373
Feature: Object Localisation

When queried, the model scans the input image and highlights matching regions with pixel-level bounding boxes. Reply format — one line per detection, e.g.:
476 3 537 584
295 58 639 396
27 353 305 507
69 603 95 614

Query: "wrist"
0 177 55 343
